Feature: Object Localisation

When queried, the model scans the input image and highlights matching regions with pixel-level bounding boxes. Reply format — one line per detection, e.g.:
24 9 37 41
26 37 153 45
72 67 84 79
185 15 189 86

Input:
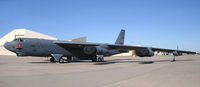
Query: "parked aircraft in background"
4 29 196 63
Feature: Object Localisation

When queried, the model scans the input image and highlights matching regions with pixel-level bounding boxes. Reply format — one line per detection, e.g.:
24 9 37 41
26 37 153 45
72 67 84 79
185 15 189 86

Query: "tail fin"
115 29 125 45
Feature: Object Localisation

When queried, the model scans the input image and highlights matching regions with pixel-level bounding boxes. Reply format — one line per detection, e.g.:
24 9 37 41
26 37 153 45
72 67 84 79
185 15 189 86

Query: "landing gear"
50 54 73 63
92 57 97 62
59 56 72 63
50 57 55 62
67 56 72 63
51 54 63 63
171 56 176 62
98 55 104 62
92 55 104 62
59 57 65 63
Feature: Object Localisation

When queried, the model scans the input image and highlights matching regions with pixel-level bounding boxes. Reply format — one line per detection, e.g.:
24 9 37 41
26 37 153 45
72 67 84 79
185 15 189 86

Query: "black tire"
98 57 101 62
100 57 104 62
98 57 104 62
50 57 55 63
92 57 97 62
67 57 72 63
59 57 65 63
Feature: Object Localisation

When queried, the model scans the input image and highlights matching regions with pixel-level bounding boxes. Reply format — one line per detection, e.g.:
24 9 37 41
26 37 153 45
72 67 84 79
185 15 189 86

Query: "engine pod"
83 46 109 55
135 47 154 57
83 46 97 55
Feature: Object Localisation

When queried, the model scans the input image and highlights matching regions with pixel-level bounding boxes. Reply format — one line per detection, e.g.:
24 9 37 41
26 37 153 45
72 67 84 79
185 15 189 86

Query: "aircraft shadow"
94 59 194 65
28 58 194 65
29 59 93 64
29 62 53 64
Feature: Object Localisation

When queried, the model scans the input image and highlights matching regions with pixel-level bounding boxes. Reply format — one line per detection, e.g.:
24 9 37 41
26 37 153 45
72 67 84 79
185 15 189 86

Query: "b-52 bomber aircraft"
4 29 196 63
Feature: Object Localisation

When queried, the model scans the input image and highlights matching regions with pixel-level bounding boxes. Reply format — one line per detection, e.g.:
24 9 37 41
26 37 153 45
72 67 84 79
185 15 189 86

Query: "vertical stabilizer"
115 29 125 45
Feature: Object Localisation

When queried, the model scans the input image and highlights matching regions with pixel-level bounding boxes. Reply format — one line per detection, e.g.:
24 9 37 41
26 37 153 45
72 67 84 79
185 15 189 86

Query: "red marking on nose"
18 43 22 47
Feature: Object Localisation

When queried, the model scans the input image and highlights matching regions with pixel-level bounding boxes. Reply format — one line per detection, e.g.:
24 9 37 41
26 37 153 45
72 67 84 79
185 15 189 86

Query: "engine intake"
135 47 154 57
83 46 109 55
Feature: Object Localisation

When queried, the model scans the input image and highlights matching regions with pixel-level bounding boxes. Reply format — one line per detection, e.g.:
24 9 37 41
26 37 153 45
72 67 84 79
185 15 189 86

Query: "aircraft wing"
54 41 99 48
54 41 196 54
151 47 196 54
108 44 196 54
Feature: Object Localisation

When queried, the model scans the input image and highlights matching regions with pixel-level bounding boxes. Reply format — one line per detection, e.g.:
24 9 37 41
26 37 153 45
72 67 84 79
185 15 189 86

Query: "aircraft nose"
4 42 15 52
4 42 10 49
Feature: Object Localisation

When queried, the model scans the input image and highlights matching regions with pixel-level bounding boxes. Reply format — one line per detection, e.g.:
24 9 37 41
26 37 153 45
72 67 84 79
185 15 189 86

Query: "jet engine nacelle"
172 51 179 56
173 51 182 56
135 47 154 57
83 46 109 55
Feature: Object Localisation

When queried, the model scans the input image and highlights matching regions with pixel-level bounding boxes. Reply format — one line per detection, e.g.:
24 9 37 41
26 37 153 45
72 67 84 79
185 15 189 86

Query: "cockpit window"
19 38 23 42
13 38 24 42
14 39 17 41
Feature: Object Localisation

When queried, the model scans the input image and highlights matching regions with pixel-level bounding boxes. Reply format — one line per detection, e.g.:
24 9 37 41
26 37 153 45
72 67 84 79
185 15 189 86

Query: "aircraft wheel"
59 57 65 63
92 56 97 62
98 57 104 62
101 57 104 62
50 57 55 62
67 57 72 63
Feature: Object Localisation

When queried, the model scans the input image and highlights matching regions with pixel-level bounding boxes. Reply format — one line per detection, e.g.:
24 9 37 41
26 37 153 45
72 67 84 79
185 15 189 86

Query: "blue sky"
0 0 200 52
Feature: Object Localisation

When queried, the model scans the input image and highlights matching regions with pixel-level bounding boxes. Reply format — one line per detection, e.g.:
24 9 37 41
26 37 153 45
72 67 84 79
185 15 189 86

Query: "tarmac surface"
0 55 199 87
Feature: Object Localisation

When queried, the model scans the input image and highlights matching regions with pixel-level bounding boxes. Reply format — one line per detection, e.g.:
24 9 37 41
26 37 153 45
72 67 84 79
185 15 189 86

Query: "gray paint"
3 30 196 62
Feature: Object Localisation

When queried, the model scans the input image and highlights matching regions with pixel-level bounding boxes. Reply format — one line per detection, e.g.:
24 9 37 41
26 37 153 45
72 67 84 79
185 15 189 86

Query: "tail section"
115 29 125 45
